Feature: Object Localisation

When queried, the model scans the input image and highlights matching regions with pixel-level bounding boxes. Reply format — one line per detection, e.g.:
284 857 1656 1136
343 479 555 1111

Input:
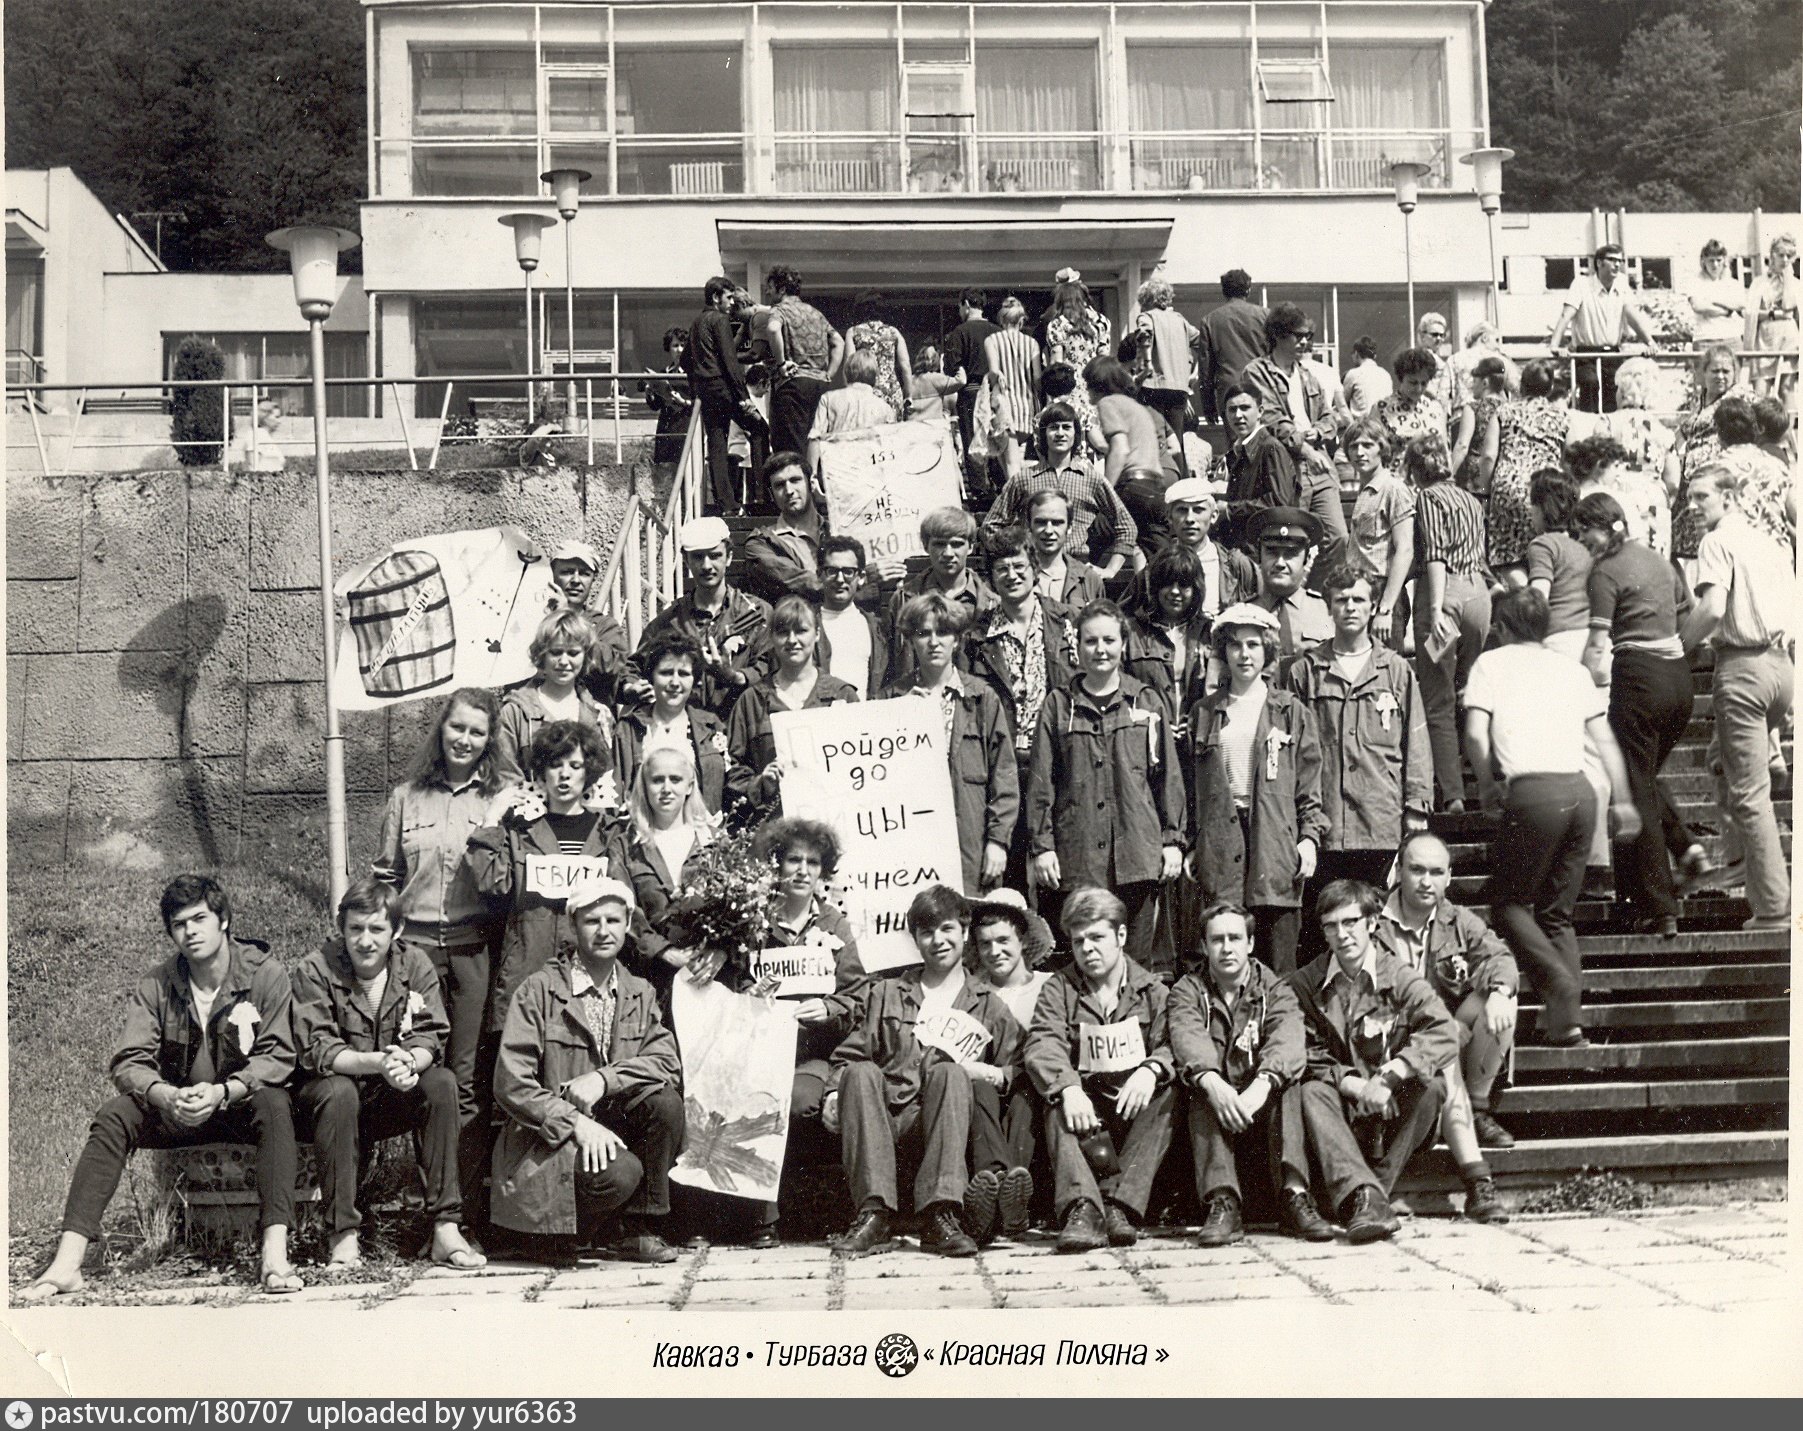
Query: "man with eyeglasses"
816 535 888 699
1549 244 1657 414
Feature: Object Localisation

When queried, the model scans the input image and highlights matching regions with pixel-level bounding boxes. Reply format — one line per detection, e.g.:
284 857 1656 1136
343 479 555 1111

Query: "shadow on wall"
119 594 228 867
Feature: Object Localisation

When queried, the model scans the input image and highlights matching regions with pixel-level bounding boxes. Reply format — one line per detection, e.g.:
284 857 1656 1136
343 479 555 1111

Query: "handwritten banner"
1078 1019 1148 1075
914 1007 992 1066
747 946 837 999
816 419 963 567
524 854 612 898
670 977 798 1203
770 696 961 973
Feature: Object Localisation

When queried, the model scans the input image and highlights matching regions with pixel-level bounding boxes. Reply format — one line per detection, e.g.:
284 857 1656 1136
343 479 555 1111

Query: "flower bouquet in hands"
661 830 779 988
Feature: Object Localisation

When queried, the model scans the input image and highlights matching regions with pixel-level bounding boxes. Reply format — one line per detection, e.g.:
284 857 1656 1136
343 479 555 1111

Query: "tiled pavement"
95 1202 1793 1312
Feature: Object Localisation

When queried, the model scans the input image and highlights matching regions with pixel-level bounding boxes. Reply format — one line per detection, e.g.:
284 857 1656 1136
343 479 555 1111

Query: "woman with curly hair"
1486 358 1578 572
1374 346 1451 450
1043 268 1112 382
1672 343 1756 562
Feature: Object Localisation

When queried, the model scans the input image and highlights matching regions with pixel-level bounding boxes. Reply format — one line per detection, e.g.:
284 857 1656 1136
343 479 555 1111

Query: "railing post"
429 381 452 471
25 396 50 475
613 375 622 464
586 378 595 468
222 385 232 471
391 381 418 470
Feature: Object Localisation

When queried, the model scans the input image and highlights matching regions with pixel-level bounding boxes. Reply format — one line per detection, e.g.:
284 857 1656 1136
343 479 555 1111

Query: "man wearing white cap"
547 539 633 707
491 875 684 1262
636 515 772 721
1128 479 1256 632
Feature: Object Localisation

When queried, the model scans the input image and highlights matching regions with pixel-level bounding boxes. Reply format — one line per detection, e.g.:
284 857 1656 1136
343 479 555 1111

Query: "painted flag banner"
669 977 799 1202
816 418 963 567
770 696 962 973
330 524 559 711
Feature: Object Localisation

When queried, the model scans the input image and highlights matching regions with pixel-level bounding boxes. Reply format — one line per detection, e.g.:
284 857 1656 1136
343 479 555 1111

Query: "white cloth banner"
770 696 962 973
669 977 799 1202
330 525 560 711
816 419 963 567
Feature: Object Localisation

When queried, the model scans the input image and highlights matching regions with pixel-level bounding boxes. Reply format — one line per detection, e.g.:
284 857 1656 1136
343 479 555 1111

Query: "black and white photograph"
2 0 1799 1399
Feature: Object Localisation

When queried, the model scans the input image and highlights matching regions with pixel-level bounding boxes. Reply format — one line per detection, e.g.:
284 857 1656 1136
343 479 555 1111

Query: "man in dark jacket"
1196 269 1269 423
942 287 1002 497
824 886 1020 1258
737 451 825 605
636 516 773 720
1287 880 1459 1244
686 276 768 514
1170 902 1334 1246
21 875 302 1299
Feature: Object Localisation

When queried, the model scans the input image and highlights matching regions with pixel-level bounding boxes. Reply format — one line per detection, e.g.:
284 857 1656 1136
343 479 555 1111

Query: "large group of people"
26 245 1796 1297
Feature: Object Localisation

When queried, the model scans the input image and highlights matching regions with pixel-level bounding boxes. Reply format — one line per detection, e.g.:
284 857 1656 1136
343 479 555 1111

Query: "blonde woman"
984 297 1044 481
1745 233 1801 398
607 744 718 994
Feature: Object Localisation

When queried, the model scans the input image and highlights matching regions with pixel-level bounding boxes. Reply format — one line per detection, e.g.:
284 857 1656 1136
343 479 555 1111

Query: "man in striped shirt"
982 402 1137 578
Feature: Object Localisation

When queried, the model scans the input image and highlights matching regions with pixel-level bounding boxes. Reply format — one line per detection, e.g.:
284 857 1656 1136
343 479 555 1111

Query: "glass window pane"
773 47 898 134
976 46 1097 133
1127 45 1250 131
1256 57 1333 104
411 145 539 196
412 50 536 136
615 49 742 134
547 73 610 134
1331 45 1447 130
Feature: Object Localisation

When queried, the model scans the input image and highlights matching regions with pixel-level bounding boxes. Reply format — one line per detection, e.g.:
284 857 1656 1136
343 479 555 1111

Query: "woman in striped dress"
983 297 1045 481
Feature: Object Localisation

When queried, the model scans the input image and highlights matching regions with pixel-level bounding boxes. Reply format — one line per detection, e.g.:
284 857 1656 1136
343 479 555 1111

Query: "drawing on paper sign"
770 697 962 973
817 420 962 566
670 977 798 1201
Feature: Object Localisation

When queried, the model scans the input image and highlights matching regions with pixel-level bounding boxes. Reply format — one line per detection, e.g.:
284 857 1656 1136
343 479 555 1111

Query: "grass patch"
1517 1169 1654 1216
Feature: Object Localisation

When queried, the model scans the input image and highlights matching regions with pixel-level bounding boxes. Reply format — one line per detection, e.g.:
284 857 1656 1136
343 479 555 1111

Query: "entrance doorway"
806 285 1106 370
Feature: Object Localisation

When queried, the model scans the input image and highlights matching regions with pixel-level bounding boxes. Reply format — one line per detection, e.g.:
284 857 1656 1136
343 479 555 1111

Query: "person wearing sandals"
1464 589 1640 1048
22 875 304 1299
291 879 485 1272
491 876 684 1264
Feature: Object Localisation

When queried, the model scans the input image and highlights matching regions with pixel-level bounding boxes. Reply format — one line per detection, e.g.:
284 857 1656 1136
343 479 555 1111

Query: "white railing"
596 405 703 647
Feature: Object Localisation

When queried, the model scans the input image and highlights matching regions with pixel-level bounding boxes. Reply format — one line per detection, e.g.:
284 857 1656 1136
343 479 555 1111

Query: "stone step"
1517 997 1790 1035
1432 802 1791 841
1444 833 1790 875
1666 740 1793 772
1397 1129 1787 1193
1574 928 1791 959
1512 1035 1788 1080
1553 961 1792 997
1502 1076 1790 1116
1468 895 1754 930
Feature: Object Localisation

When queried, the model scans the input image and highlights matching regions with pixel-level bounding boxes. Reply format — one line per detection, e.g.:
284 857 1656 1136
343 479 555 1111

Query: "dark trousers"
970 1082 1039 1174
1299 1075 1445 1205
417 940 493 1230
770 374 829 461
1253 906 1302 976
956 386 994 497
574 1083 684 1239
1609 650 1695 921
840 1060 973 1214
754 1058 831 1231
295 1069 462 1234
61 1090 297 1240
1045 1079 1176 1220
1572 347 1624 414
698 379 766 514
1117 470 1172 561
1140 388 1192 477
1185 1081 1309 1203
1491 772 1595 1043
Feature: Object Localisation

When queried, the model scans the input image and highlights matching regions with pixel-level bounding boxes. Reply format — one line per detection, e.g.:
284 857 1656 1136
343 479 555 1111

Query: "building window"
974 45 1100 192
772 45 900 193
1329 43 1450 188
6 251 44 383
162 332 369 418
1126 43 1253 190
615 48 745 196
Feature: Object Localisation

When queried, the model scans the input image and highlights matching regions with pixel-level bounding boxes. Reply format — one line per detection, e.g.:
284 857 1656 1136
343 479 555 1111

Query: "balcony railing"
1128 129 1475 192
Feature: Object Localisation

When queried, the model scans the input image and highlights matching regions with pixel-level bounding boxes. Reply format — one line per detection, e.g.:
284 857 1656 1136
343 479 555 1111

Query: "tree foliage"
169 336 226 466
4 0 366 272
1488 0 1801 213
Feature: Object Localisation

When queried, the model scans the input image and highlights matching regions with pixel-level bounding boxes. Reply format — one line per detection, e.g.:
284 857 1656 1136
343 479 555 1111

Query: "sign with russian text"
770 696 961 973
747 946 838 999
670 977 798 1202
524 854 612 899
816 419 963 567
1078 1019 1147 1075
914 1007 992 1065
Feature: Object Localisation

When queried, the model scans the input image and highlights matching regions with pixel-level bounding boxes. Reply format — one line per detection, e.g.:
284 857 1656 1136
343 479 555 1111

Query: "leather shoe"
833 1207 893 1256
1194 1192 1244 1248
1279 1187 1336 1242
999 1167 1034 1238
1102 1201 1138 1247
744 1224 780 1250
1464 1175 1509 1224
611 1233 679 1264
1056 1199 1108 1253
1472 1110 1515 1149
1344 1186 1399 1244
921 1203 979 1258
962 1169 1001 1246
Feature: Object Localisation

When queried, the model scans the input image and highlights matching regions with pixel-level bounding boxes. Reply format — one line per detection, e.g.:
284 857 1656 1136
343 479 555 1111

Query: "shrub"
169 336 226 467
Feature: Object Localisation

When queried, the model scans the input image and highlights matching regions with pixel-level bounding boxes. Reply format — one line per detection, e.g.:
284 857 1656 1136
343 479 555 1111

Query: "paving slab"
1636 1210 1792 1240
533 1288 681 1310
689 1260 831 1282
1159 1281 1325 1305
1336 1289 1518 1312
1508 1284 1687 1313
996 1285 1160 1308
271 1281 390 1304
684 1281 830 1310
840 1286 995 1310
396 1273 547 1297
416 1258 546 1280
543 1264 692 1291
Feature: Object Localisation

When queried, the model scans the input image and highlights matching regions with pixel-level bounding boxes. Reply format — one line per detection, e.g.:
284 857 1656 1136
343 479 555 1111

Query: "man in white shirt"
1340 336 1393 419
1549 244 1658 413
815 536 886 698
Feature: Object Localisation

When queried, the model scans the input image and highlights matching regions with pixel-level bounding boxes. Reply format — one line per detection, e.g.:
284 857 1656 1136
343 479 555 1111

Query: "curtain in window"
1332 45 1446 130
976 46 1097 133
1127 45 1250 131
772 47 897 133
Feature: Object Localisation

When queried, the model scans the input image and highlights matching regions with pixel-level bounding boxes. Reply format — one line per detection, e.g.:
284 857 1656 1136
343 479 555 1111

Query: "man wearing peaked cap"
679 515 732 552
635 514 774 719
1249 507 1333 661
545 540 632 707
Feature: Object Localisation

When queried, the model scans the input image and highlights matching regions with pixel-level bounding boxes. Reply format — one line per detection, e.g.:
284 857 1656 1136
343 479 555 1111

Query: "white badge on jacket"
915 1008 992 1065
1078 1019 1147 1074
525 854 611 899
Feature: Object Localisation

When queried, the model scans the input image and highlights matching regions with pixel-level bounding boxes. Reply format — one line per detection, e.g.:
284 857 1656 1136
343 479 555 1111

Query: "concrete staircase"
1402 687 1792 1200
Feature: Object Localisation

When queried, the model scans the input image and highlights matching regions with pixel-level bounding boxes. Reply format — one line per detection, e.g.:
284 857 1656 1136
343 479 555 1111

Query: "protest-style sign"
913 1006 993 1065
1077 1019 1148 1075
330 524 559 711
770 695 961 973
523 854 613 899
815 418 962 568
747 946 838 998
670 976 799 1202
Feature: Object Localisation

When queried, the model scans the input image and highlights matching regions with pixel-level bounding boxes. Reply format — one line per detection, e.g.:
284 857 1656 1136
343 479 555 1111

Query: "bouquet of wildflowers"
662 829 778 976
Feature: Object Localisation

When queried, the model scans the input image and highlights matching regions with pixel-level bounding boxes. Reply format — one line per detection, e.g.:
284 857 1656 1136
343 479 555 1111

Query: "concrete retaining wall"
6 462 637 875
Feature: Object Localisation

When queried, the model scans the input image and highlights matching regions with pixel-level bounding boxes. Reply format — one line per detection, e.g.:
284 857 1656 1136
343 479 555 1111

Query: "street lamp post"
1390 161 1432 338
541 168 591 431
265 223 360 908
1460 147 1516 327
499 212 558 425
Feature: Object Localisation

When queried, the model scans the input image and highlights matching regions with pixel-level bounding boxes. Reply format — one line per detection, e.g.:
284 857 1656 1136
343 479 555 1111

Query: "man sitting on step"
1287 879 1459 1243
1372 831 1515 1223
